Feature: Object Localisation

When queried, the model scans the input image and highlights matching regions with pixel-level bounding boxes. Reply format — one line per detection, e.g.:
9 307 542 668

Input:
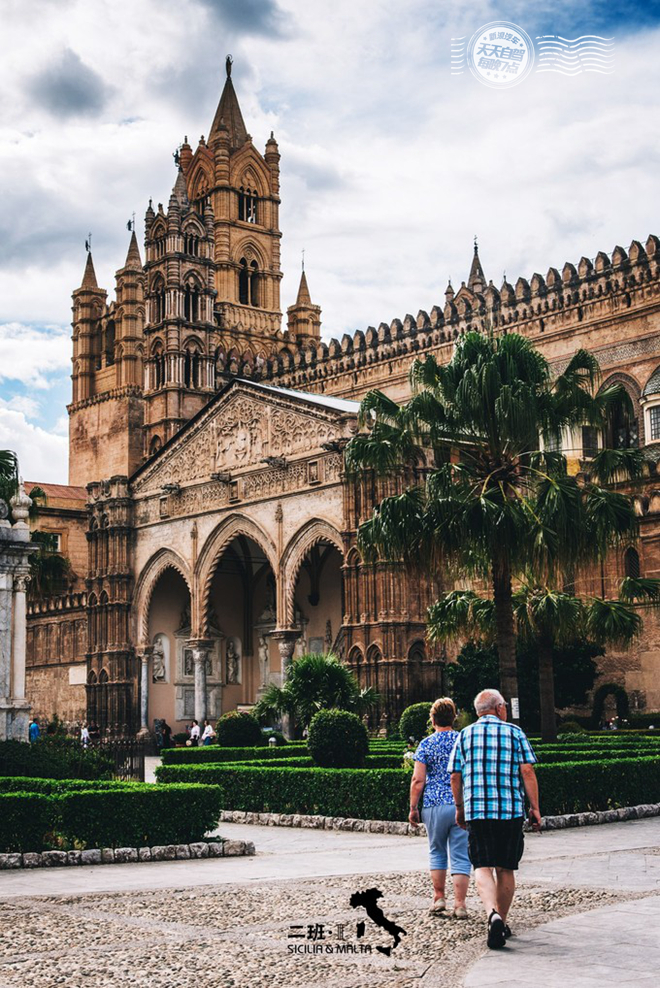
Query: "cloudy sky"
1 0 659 483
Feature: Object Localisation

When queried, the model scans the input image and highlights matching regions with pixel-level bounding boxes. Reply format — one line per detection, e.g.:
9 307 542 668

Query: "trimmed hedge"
399 703 432 743
308 709 369 768
0 739 113 780
0 778 224 851
157 755 660 820
215 711 263 747
157 763 407 820
0 793 56 852
161 744 306 765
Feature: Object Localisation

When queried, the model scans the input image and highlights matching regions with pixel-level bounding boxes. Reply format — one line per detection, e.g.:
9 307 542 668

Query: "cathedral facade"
25 62 660 735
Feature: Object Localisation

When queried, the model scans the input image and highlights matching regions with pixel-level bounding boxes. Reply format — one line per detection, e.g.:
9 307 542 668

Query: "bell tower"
184 56 283 345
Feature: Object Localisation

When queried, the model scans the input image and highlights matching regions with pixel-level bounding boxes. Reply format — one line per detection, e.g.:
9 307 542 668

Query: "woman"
409 697 471 918
201 719 216 746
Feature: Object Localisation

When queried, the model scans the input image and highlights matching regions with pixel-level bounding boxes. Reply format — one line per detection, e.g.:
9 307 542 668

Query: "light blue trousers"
421 804 471 874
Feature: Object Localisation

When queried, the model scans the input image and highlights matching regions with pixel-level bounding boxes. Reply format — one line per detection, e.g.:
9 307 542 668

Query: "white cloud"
0 406 68 483
0 394 40 417
0 322 70 388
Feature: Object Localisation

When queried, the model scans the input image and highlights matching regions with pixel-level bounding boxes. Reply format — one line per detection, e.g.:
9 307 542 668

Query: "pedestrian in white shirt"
189 720 200 745
201 719 216 746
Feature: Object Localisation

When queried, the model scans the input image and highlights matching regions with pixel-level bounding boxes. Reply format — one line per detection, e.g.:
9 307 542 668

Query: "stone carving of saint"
295 633 306 658
184 648 193 676
258 636 269 686
152 636 167 682
226 638 240 684
259 574 276 622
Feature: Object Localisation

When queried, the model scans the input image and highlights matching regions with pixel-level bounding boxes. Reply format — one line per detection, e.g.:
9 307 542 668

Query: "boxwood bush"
161 743 306 765
0 739 113 780
157 755 660 820
398 703 432 743
0 793 56 852
0 779 224 851
215 712 264 748
307 709 369 768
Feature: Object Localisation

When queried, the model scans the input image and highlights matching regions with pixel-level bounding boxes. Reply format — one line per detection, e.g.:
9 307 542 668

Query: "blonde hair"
430 697 457 727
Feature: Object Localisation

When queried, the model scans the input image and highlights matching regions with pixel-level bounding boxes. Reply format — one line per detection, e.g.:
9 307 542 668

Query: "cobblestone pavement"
0 874 635 988
2 816 660 988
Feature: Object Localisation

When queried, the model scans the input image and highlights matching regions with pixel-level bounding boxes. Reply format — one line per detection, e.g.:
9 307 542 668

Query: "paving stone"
101 848 115 864
222 839 245 856
174 844 191 859
189 842 209 858
114 847 138 863
41 851 68 867
0 853 22 869
138 847 152 862
207 842 224 857
21 852 43 868
81 849 102 866
150 845 175 861
67 850 83 866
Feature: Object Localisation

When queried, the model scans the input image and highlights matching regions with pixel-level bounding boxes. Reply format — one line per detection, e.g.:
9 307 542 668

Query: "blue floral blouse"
413 730 459 807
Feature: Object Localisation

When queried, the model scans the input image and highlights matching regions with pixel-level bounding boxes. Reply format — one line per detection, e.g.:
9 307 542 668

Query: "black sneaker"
487 910 506 950
504 924 512 939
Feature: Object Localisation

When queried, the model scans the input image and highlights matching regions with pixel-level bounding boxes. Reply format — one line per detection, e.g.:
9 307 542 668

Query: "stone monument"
0 484 38 741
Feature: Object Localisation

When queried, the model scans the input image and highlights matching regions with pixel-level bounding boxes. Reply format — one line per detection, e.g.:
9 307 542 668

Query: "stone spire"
209 55 248 150
295 269 312 306
467 238 485 293
172 166 189 209
81 251 98 290
124 230 142 270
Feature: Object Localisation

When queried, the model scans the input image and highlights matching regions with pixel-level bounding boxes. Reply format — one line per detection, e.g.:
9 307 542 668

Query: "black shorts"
467 818 525 871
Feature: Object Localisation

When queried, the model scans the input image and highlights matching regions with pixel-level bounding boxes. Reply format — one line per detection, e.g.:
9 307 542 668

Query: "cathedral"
25 60 660 735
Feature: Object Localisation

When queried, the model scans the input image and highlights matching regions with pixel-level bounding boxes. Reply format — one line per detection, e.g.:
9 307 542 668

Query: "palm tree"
428 578 660 741
344 331 641 714
253 652 379 733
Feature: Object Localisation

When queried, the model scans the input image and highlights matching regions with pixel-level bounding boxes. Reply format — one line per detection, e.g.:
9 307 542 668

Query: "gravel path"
0 874 642 988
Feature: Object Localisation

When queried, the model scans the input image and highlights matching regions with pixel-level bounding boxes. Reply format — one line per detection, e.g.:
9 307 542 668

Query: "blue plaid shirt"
447 716 537 821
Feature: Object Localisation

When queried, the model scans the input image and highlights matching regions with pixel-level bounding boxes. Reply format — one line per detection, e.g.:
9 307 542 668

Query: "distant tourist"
161 721 172 748
28 717 40 744
201 719 216 746
89 722 100 742
448 688 541 950
189 719 200 745
80 723 90 747
409 697 471 919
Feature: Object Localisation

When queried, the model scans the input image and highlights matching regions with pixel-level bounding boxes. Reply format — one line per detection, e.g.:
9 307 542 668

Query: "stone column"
271 630 298 739
188 639 212 725
11 573 29 702
137 646 152 737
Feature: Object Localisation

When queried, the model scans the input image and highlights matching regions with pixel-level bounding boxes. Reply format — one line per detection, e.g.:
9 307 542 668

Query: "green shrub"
262 730 288 746
215 712 264 748
399 702 433 743
0 739 113 780
557 721 588 735
536 756 660 815
57 783 223 848
161 744 306 765
157 763 408 820
307 709 369 768
0 793 56 852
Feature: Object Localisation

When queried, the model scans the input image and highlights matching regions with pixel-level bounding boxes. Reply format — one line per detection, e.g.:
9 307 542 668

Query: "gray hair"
474 689 505 716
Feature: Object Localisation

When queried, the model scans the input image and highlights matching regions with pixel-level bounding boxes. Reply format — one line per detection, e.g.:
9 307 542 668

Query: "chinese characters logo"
466 20 534 88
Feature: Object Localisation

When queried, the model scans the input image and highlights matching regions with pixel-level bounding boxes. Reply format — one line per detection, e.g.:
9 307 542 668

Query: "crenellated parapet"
210 233 660 399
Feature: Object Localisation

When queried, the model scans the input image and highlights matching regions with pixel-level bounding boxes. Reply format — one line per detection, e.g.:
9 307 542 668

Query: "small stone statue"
258 636 269 686
226 638 240 684
152 636 166 682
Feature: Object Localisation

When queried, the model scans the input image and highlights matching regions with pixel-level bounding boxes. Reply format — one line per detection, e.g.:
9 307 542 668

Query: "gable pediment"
132 381 357 494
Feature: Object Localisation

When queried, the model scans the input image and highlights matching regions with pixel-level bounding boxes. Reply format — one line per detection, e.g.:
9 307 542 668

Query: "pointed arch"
133 548 193 646
281 519 344 626
196 514 277 636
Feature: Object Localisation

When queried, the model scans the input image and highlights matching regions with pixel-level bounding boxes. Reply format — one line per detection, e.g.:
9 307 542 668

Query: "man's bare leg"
494 867 516 923
474 867 498 915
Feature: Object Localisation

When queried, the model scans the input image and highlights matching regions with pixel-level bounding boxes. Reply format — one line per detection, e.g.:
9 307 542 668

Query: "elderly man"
448 688 541 949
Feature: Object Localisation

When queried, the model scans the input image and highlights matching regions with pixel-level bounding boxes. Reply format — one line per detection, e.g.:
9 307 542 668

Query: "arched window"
624 546 641 579
238 186 258 223
152 345 165 389
238 258 249 304
250 260 259 307
183 343 202 389
604 390 639 449
149 435 162 456
152 277 166 323
105 320 115 366
184 281 200 322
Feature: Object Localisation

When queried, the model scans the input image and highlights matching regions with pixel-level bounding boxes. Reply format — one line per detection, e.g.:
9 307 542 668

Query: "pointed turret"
172 166 189 209
124 230 142 270
287 266 321 344
81 251 98 290
295 269 312 306
467 238 485 294
209 55 248 150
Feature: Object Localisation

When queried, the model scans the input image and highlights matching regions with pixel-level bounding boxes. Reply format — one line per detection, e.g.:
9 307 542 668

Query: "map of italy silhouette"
349 888 407 956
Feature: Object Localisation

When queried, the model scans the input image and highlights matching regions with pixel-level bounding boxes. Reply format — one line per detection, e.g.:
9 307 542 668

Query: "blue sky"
1 0 660 482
